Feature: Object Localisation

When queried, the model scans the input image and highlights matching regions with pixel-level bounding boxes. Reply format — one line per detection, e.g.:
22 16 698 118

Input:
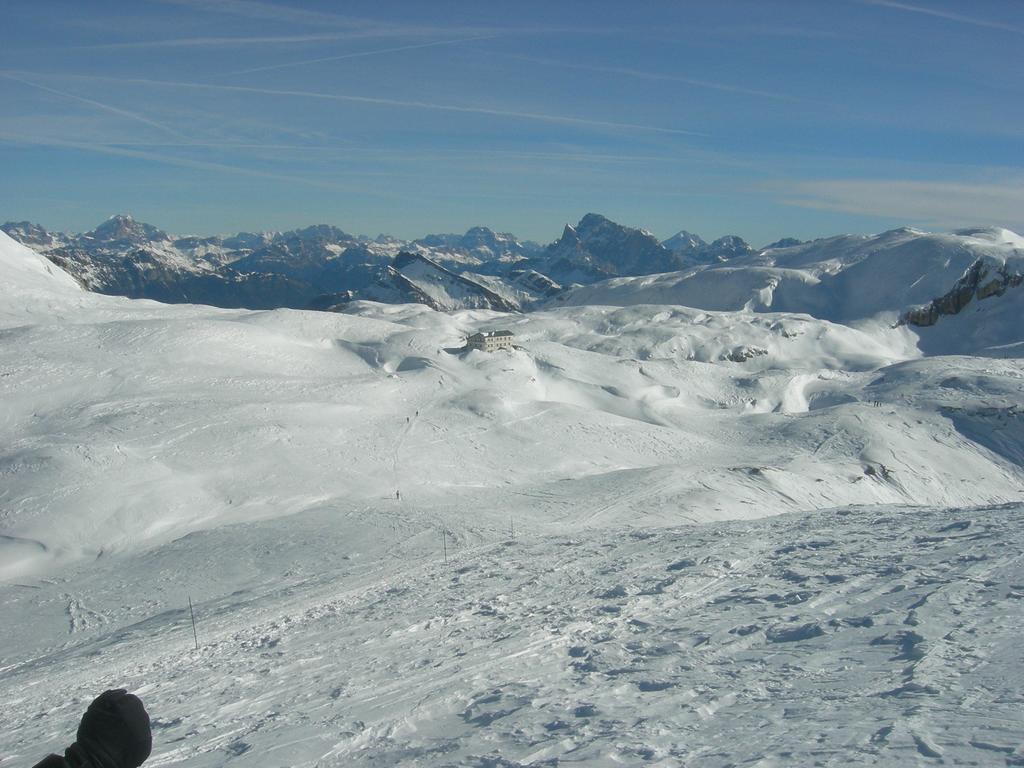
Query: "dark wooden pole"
188 595 199 650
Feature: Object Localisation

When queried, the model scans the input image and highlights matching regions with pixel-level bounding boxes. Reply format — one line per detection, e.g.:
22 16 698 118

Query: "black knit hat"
76 690 152 768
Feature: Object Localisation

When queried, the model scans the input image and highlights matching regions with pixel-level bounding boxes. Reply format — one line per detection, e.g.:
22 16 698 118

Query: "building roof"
467 330 514 340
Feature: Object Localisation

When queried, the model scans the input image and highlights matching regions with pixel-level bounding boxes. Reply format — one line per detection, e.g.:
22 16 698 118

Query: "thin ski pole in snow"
442 529 448 564
188 595 199 650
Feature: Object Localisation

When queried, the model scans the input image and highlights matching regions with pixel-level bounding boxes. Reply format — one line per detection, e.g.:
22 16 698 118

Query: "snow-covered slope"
2 228 1024 766
0 229 87 321
0 229 81 293
2 258 1021 579
913 284 1024 357
554 226 1024 328
385 252 519 312
3 502 1023 766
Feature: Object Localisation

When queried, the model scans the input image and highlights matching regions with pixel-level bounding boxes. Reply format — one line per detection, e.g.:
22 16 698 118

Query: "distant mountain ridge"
662 229 760 264
2 213 756 312
4 215 1022 348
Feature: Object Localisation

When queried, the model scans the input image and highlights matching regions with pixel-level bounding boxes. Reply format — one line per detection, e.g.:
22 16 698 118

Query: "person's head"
76 689 152 768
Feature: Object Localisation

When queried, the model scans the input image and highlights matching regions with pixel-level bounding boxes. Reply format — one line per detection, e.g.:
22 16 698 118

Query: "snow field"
3 285 1024 574
2 504 1023 766
3 231 1024 765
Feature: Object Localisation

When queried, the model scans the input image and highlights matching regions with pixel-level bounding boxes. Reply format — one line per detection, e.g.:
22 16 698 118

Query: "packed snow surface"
2 230 1024 765
4 503 1024 766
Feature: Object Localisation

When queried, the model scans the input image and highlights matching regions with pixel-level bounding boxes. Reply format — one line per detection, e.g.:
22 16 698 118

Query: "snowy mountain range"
0 215 550 312
6 214 1022 353
0 214 1014 329
0 213 765 313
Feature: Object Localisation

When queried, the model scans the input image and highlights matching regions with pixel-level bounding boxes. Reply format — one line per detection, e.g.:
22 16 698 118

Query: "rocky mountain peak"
708 235 753 254
282 224 354 244
87 214 169 244
576 212 612 233
542 214 680 282
662 230 707 253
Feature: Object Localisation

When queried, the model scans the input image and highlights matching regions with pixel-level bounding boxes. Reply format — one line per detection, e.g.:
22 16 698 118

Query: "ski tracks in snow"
4 504 1024 766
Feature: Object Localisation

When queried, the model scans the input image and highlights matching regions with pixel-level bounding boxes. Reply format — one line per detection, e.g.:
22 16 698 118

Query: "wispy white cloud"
153 0 387 29
1 73 184 137
731 25 846 40
861 0 1024 34
16 72 704 137
0 131 384 191
223 36 496 77
504 54 807 103
152 0 485 38
777 176 1024 228
80 33 368 49
0 131 660 201
58 141 717 167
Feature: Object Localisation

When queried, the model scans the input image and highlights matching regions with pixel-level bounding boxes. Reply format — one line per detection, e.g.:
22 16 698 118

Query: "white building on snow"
466 330 515 352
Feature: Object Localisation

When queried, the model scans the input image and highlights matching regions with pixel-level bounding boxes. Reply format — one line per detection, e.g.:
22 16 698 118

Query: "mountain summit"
86 214 169 244
539 213 682 283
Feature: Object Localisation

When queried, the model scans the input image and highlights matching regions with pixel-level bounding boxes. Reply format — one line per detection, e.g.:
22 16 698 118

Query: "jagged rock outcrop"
901 259 1024 327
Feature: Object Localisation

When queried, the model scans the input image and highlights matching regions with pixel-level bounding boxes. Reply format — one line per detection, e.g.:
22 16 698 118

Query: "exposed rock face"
540 213 682 283
901 259 1024 327
726 346 769 362
507 269 562 299
322 252 521 313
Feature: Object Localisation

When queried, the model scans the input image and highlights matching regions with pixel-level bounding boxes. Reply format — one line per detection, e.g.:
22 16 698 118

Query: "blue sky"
1 0 1022 244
